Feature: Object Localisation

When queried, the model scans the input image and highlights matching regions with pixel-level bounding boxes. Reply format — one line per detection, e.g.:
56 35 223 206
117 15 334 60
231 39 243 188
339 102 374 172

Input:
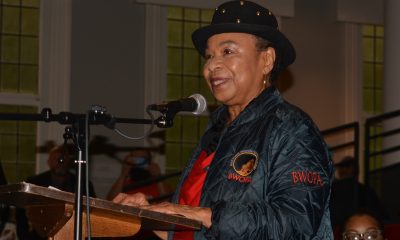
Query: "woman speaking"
114 1 333 239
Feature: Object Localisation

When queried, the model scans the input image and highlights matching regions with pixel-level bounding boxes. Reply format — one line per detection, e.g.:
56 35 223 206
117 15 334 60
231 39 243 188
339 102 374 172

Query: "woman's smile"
210 76 229 88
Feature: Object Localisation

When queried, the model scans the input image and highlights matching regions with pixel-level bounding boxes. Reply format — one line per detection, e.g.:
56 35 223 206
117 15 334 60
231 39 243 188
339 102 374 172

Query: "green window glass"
0 105 37 182
165 7 215 186
362 25 384 114
0 0 40 183
362 24 384 171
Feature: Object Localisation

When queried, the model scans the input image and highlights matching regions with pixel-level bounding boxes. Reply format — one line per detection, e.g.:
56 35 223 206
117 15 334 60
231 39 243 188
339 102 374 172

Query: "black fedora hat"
192 0 296 70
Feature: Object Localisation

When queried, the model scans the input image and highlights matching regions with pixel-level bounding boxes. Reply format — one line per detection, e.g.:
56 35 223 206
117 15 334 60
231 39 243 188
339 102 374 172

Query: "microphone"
149 94 207 115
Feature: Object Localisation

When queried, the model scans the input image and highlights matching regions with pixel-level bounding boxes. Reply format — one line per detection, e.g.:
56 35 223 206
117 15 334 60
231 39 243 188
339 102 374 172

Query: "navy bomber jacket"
170 86 334 240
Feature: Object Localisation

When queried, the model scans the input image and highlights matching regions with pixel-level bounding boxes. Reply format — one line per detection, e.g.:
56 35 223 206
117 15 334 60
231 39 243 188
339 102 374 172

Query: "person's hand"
141 202 212 228
112 192 150 207
113 193 212 228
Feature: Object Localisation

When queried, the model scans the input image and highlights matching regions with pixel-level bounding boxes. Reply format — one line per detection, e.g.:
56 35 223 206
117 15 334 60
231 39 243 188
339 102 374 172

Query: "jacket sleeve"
204 120 333 240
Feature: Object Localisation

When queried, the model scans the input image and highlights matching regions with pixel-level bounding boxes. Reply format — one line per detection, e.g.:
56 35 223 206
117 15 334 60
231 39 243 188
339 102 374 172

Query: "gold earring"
263 72 268 85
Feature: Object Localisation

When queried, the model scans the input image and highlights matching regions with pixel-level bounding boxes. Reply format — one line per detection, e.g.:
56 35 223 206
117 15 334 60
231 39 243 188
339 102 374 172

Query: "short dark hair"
344 210 384 232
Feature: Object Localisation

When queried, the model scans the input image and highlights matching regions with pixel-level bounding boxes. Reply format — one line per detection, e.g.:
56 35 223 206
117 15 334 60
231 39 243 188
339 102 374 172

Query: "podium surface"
0 182 201 239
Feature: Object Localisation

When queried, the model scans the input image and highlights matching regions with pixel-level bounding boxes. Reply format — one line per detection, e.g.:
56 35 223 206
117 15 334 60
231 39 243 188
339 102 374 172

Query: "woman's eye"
223 48 233 55
205 54 212 60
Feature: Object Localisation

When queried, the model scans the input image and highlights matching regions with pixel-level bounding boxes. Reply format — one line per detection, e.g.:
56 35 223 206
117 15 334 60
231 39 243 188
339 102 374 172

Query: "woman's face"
239 159 256 176
203 33 275 109
343 215 383 240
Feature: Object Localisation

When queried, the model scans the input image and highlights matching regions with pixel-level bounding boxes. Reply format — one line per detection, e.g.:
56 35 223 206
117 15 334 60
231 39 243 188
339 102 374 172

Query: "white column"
143 4 168 173
382 0 400 166
37 0 72 172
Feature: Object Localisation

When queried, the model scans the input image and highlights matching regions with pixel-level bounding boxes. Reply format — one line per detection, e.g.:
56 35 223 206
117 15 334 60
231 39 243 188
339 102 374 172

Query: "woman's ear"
262 47 276 74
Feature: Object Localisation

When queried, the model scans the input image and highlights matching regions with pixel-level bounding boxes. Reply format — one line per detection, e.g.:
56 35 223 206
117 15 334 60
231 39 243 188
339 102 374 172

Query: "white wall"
279 0 347 131
70 0 147 198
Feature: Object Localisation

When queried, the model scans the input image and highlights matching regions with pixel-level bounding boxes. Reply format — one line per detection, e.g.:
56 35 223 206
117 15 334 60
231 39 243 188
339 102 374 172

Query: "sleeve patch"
292 170 324 187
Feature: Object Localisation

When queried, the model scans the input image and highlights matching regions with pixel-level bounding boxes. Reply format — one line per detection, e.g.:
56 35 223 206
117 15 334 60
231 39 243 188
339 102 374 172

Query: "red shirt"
173 151 215 240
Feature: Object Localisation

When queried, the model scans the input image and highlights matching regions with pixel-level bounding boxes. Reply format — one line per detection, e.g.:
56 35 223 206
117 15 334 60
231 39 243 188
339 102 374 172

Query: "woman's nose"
206 56 222 73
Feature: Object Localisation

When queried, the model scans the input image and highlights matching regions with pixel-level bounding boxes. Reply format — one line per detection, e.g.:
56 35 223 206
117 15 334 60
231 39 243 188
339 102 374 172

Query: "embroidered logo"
228 150 259 183
292 170 324 187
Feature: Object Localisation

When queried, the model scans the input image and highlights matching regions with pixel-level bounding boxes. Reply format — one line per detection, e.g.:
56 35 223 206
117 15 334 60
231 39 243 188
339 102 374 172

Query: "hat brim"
192 23 296 69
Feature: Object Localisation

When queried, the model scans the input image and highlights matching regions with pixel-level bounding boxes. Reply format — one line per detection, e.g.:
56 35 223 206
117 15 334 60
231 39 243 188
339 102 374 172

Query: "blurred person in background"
26 145 96 195
331 156 389 231
342 212 384 240
17 145 96 239
107 148 173 202
107 149 172 240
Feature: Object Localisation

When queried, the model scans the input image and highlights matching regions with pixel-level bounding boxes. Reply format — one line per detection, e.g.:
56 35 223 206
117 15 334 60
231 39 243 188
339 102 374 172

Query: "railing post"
364 120 370 187
354 122 360 168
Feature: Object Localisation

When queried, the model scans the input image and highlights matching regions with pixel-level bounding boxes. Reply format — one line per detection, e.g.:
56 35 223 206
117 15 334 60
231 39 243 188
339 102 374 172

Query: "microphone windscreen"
190 94 207 115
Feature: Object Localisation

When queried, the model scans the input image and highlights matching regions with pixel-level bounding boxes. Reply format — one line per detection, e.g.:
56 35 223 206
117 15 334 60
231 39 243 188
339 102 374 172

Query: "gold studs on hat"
256 11 260 16
221 9 226 14
240 1 244 5
268 11 272 16
215 7 218 11
236 18 241 23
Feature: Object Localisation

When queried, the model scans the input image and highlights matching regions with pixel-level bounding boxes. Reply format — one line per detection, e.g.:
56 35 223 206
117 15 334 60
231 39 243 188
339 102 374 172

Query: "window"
0 105 37 182
362 25 384 114
1 0 39 94
0 0 40 182
362 24 384 171
165 6 215 184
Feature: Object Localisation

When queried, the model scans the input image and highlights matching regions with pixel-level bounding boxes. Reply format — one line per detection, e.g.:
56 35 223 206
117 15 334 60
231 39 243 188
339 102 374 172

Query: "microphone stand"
153 107 178 128
0 107 158 240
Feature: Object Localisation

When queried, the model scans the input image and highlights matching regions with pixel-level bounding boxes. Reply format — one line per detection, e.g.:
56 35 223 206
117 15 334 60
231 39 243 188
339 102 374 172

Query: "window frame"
0 0 72 173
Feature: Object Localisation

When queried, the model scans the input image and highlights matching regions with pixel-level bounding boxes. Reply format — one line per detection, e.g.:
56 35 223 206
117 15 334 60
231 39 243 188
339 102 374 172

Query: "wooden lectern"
0 182 201 239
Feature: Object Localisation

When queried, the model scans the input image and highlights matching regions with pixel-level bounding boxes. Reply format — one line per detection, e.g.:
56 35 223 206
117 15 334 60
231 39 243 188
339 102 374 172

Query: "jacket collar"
210 86 283 127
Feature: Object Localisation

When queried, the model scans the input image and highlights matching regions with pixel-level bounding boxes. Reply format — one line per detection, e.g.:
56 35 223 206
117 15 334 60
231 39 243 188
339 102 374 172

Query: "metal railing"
364 109 400 187
321 122 360 163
